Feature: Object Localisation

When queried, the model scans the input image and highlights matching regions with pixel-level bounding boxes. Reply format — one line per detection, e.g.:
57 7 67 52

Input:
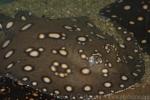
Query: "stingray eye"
88 54 103 66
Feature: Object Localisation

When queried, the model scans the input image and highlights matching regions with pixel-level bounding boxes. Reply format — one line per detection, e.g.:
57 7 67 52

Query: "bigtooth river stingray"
0 11 145 99
100 0 150 55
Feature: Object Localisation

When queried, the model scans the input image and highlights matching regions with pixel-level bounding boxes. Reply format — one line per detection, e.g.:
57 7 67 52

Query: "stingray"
0 11 145 99
100 0 150 54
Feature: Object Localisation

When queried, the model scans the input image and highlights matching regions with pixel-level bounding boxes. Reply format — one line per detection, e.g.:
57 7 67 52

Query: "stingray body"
0 11 145 99
100 0 150 54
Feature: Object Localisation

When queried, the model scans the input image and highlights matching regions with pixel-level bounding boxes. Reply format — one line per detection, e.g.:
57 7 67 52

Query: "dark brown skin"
100 0 150 54
0 11 145 99
0 77 55 100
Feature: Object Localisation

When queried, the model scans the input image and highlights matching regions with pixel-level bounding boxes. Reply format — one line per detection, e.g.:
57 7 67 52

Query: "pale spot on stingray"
31 81 38 86
50 61 71 78
134 49 139 53
6 21 14 29
142 4 148 10
54 90 60 95
80 54 87 59
4 49 14 59
21 16 27 21
111 90 115 93
71 96 76 99
123 31 127 34
32 92 39 97
83 85 92 92
132 72 138 77
116 57 122 63
72 25 82 32
58 47 68 56
48 33 61 39
29 50 40 57
22 77 29 81
117 26 122 30
25 48 33 52
81 68 91 75
137 16 144 21
98 91 104 95
64 25 73 30
101 69 108 73
23 65 33 72
76 27 81 31
121 75 128 81
64 96 69 99
58 73 66 78
104 82 112 88
38 48 44 52
128 55 134 60
61 64 68 69
136 69 142 72
103 73 108 77
21 23 32 31
79 96 84 99
78 49 83 53
42 76 51 84
108 62 112 67
123 5 131 10
77 36 87 42
0 23 2 29
0 88 6 93
119 44 126 48
6 62 14 69
53 61 59 66
104 44 111 53
126 37 132 41
129 21 135 25
120 84 125 88
42 88 48 92
51 49 57 54
50 66 56 72
49 92 54 96
111 14 117 18
65 85 73 92
141 39 147 44
147 29 150 33
38 33 46 39
1 40 11 49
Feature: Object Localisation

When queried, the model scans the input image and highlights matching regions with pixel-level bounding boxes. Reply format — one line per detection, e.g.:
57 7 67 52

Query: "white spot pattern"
6 21 14 29
4 50 14 59
21 23 32 31
2 40 11 49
